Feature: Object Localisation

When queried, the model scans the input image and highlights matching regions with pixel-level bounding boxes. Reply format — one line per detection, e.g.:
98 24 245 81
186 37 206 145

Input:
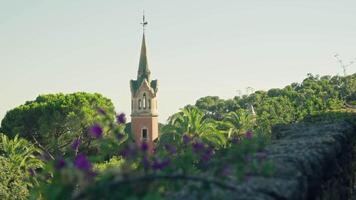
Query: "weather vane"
141 11 148 33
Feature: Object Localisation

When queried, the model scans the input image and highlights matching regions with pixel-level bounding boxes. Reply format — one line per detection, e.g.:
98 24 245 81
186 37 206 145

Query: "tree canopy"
0 92 115 157
190 73 355 134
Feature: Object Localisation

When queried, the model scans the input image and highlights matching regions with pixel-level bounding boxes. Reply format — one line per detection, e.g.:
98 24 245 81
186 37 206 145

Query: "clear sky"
1 0 356 123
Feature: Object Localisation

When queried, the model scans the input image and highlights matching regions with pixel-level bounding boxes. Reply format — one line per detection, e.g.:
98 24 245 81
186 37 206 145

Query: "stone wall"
231 113 356 200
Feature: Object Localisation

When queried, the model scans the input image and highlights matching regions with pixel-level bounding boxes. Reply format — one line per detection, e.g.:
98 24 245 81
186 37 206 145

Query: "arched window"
142 128 148 141
138 99 142 109
148 99 151 109
143 93 147 109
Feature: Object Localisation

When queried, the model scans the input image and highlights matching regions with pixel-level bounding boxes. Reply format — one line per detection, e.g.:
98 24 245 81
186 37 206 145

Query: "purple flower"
90 124 103 139
152 159 170 171
55 159 66 170
205 146 214 155
245 131 253 139
74 154 92 171
96 107 106 115
201 153 211 162
88 171 98 178
28 168 35 176
164 144 177 154
116 113 126 124
71 138 81 150
120 144 137 159
192 142 205 153
120 148 130 158
141 156 150 169
201 147 214 162
140 142 149 152
183 134 191 144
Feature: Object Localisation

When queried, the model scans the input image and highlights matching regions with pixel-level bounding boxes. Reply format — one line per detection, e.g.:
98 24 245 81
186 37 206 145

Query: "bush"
0 156 29 200
0 134 43 200
30 109 273 199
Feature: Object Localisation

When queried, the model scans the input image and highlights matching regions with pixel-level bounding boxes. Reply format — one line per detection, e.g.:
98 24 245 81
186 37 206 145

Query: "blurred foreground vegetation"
0 73 354 199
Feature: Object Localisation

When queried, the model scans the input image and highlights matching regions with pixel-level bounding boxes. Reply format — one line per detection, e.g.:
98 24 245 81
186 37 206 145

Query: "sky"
1 0 356 123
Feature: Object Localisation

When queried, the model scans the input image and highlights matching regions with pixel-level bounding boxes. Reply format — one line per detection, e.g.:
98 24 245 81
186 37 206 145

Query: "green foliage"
30 109 129 200
1 92 115 156
1 73 353 199
222 109 254 138
160 107 226 147
0 134 44 171
39 134 271 200
191 73 356 134
30 106 272 199
0 134 43 200
304 109 356 126
88 135 271 200
195 96 240 120
94 156 125 172
0 156 29 200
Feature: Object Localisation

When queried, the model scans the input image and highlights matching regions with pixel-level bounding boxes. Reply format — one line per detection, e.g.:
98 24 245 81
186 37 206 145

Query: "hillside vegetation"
182 73 355 134
0 73 354 199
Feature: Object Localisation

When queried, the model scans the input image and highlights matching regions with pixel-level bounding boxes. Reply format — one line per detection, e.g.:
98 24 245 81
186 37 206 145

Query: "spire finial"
141 10 148 33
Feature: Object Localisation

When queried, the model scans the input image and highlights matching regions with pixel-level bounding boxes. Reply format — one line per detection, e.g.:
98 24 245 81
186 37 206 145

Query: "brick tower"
130 15 158 147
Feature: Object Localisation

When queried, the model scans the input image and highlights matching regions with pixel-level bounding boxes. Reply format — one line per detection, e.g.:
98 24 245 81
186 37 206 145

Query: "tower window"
138 99 142 109
143 93 147 109
148 99 151 109
142 129 148 141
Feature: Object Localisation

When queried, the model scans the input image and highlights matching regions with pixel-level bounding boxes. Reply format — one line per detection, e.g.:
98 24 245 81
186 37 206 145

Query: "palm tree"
161 107 226 146
223 110 253 139
0 133 43 172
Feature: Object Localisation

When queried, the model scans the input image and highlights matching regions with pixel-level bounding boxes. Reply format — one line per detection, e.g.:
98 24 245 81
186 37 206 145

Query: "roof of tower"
130 79 158 96
130 33 158 95
137 33 151 80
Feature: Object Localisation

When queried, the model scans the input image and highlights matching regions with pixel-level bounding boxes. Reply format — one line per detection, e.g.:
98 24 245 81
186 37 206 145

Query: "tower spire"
137 12 150 80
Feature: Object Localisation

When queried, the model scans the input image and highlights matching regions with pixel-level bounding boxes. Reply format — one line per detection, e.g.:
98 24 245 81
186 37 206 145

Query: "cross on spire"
141 11 148 33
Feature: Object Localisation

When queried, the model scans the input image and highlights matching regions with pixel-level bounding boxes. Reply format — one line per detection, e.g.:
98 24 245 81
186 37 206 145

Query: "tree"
188 73 356 136
222 110 254 139
0 133 43 172
161 107 226 146
195 96 225 120
0 134 44 200
0 92 115 157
